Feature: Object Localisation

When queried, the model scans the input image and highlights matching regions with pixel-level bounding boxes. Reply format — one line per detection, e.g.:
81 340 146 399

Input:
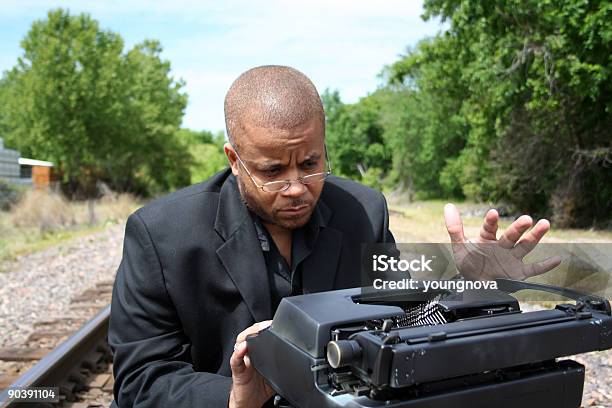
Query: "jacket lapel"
214 175 272 322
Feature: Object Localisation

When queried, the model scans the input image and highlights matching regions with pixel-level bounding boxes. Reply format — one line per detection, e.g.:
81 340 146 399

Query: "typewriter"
247 279 612 408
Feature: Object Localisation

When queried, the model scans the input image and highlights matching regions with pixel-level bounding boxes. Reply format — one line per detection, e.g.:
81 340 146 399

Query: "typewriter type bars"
368 297 447 330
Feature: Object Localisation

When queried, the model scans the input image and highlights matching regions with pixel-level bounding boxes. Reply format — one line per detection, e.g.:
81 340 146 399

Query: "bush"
361 167 384 190
11 189 74 233
97 193 139 224
0 180 21 211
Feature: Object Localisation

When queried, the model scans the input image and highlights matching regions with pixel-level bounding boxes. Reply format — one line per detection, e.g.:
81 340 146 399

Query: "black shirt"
250 209 322 313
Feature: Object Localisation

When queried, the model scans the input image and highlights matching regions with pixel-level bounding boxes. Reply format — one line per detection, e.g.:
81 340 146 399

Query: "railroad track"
0 283 115 407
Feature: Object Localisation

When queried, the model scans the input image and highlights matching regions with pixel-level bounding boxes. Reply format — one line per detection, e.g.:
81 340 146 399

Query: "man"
109 65 557 407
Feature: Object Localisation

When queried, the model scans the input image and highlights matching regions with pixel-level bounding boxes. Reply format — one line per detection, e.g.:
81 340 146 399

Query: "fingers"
230 341 248 375
478 209 499 241
444 203 466 244
257 320 273 330
235 320 272 344
230 320 272 377
512 219 551 259
524 256 562 278
498 215 533 249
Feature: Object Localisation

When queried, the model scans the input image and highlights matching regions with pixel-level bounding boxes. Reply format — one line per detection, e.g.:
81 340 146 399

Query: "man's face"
225 115 326 230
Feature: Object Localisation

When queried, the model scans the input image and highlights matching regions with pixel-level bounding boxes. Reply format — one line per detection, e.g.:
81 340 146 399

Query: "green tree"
177 129 228 183
0 9 191 196
387 0 611 227
322 89 391 189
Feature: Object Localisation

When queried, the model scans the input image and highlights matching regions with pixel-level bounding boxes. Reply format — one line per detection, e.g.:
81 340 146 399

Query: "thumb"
230 341 248 376
444 203 466 244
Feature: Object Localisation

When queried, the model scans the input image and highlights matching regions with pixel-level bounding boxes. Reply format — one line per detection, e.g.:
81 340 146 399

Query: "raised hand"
444 203 561 280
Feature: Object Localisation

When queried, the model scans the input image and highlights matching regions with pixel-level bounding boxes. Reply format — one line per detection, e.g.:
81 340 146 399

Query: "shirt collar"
250 202 325 253
251 214 271 252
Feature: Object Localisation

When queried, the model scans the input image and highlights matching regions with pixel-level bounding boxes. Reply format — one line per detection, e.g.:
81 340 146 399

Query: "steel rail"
0 305 111 407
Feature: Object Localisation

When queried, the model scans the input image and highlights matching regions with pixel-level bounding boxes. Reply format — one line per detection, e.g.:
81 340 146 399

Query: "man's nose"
281 179 308 197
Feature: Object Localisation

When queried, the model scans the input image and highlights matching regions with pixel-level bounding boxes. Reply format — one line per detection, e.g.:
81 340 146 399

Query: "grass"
0 190 141 269
0 224 108 265
386 198 612 243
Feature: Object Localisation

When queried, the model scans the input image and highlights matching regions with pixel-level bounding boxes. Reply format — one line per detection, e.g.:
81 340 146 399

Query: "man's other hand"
444 203 561 280
229 321 275 408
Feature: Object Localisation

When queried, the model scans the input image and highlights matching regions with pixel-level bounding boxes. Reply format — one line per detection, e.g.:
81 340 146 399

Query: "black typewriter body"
247 279 612 408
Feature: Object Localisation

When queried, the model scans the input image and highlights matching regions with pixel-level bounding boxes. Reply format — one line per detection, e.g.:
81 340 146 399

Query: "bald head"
224 65 324 147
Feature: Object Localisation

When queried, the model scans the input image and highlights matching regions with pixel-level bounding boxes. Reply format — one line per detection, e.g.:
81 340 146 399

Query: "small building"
19 158 56 188
0 137 56 189
0 137 23 184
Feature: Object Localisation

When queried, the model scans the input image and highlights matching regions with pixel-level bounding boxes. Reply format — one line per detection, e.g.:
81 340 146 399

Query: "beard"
237 176 313 230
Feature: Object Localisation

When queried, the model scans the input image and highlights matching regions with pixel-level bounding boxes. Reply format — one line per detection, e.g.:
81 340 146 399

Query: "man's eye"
302 161 317 169
263 168 281 177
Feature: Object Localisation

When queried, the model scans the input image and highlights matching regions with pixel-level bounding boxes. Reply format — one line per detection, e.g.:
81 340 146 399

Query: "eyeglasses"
231 144 332 193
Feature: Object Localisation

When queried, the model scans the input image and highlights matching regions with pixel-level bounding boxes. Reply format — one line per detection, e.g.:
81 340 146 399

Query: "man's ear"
224 143 240 176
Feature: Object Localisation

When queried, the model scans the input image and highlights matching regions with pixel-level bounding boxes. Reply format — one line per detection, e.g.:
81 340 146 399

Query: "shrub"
11 189 74 233
0 180 22 211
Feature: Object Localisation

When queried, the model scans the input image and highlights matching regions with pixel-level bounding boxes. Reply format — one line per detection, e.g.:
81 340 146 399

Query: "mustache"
287 199 310 207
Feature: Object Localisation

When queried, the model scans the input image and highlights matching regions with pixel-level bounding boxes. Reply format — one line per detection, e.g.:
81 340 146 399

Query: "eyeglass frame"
230 143 333 193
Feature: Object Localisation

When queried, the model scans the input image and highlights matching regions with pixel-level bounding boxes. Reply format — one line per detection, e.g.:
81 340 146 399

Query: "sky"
0 0 445 132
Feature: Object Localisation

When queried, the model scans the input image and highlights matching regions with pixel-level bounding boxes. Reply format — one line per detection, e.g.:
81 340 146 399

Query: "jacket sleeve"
109 212 232 407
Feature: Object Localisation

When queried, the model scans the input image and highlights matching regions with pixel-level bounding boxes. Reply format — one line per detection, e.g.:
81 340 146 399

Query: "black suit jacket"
108 168 394 407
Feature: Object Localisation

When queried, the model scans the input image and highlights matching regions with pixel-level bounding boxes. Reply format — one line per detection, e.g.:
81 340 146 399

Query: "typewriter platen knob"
327 340 362 368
